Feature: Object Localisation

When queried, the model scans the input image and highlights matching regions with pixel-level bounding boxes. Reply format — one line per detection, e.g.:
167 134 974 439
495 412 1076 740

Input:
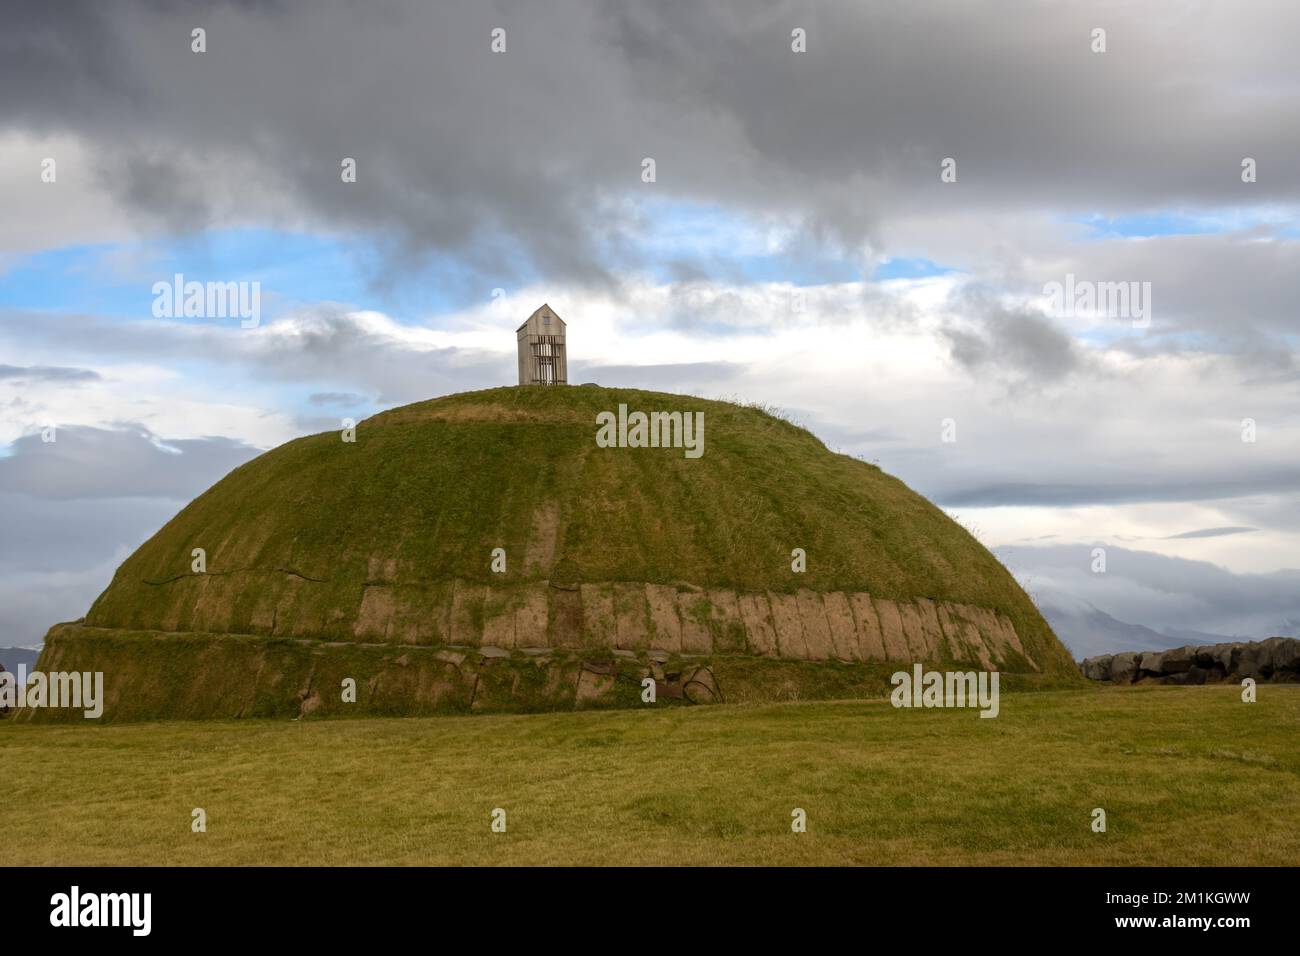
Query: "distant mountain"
1158 626 1253 646
0 646 42 671
1039 605 1240 660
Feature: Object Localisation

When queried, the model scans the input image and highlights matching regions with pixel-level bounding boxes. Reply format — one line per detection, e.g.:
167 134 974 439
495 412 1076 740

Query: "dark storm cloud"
940 287 1086 387
4 0 1299 289
599 1 1300 211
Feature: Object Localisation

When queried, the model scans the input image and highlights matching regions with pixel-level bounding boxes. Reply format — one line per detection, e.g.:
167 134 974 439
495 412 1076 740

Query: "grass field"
3 684 1297 866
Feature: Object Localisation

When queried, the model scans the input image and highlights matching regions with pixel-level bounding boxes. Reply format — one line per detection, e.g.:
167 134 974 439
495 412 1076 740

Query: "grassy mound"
35 385 1077 719
89 387 1067 654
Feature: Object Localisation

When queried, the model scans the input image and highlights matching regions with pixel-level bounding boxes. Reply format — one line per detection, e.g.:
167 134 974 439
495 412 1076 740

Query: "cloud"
3 275 1296 527
1163 526 1257 540
4 0 1299 288
575 361 745 392
308 391 367 407
0 424 260 499
0 422 263 644
936 472 1300 508
0 554 130 648
0 304 514 414
0 364 100 382
997 543 1300 658
0 492 188 646
939 289 1087 388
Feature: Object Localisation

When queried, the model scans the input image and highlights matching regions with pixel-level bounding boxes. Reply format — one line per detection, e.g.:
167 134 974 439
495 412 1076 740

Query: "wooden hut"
516 304 568 385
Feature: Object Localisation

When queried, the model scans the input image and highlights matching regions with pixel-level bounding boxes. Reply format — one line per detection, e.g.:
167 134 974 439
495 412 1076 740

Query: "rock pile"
1080 636 1300 685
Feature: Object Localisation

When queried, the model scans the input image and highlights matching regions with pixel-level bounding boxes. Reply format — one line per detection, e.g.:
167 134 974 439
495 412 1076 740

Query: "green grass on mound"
3 684 1296 866
81 385 1073 674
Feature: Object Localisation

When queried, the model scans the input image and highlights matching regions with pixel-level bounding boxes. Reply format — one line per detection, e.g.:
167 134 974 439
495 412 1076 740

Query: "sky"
1 0 1298 658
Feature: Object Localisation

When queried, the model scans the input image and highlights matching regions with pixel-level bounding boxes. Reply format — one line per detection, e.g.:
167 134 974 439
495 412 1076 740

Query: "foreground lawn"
2 684 1297 866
